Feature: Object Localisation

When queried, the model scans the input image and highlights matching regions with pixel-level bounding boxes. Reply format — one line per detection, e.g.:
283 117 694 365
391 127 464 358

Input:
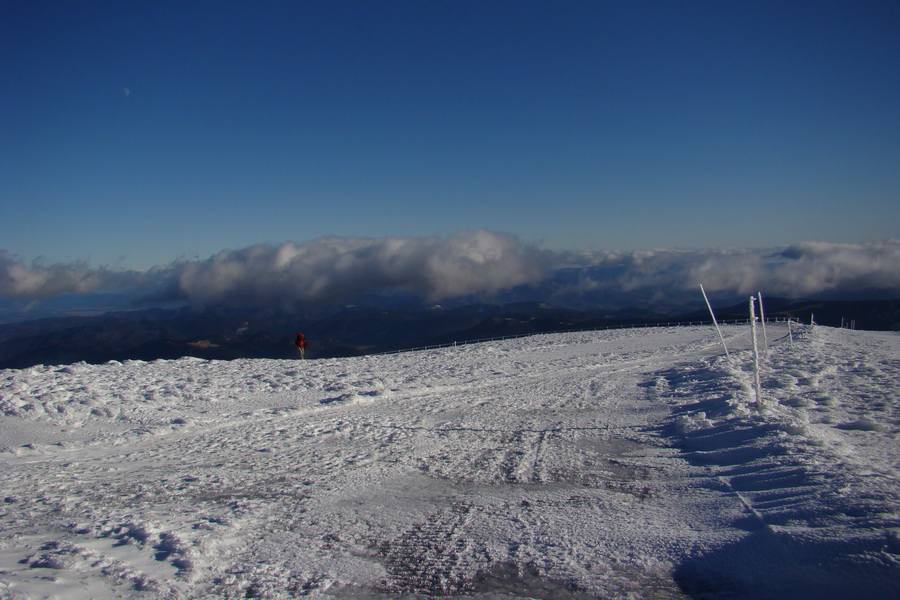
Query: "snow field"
0 324 898 599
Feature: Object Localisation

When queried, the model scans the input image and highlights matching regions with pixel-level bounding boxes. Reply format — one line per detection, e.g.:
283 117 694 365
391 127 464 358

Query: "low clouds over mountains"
563 239 900 303
2 233 899 315
168 230 557 309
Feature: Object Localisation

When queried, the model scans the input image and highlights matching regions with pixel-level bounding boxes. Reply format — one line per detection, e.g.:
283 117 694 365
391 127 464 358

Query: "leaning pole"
701 284 729 358
758 291 769 356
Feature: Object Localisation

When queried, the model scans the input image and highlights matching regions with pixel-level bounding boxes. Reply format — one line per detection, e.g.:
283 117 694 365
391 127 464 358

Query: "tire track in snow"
375 501 479 595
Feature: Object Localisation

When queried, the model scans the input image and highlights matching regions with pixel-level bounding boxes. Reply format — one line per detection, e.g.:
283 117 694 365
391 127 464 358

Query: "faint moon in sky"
123 87 130 96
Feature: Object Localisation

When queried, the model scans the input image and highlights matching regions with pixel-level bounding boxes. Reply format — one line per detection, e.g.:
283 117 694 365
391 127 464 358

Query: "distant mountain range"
1 297 898 369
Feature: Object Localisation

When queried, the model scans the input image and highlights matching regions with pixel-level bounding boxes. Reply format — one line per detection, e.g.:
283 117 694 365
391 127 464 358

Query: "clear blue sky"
3 0 898 269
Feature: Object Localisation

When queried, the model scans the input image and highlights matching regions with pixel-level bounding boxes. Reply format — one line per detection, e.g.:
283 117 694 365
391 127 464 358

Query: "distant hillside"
678 297 900 331
0 298 897 369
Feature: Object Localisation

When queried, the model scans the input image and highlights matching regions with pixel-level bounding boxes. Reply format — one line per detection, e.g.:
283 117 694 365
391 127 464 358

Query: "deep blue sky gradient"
3 0 898 269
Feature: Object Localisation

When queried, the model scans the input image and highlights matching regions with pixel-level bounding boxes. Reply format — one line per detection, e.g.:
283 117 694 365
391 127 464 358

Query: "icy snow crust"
1 324 898 599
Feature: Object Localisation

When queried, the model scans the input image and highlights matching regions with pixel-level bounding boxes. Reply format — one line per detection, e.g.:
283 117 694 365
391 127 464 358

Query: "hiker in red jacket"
295 333 307 359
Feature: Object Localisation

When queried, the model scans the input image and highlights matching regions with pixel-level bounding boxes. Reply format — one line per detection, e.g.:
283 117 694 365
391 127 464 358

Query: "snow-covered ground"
1 323 898 599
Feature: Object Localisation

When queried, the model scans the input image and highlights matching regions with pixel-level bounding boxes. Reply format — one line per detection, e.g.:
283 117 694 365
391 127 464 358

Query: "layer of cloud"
168 230 557 308
0 251 151 300
2 236 899 310
566 239 900 301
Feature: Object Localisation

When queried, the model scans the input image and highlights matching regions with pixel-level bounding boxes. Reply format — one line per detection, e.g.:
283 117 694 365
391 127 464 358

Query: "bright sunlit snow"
1 324 898 599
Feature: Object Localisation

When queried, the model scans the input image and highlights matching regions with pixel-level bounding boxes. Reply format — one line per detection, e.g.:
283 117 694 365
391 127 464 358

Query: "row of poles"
701 285 799 409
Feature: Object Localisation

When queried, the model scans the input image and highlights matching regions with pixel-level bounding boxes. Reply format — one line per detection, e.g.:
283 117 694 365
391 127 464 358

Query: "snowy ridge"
376 318 770 356
1 324 898 599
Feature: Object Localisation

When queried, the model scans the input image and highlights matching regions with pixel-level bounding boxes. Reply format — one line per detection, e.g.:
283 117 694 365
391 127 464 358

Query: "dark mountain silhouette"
0 298 897 369
678 297 900 331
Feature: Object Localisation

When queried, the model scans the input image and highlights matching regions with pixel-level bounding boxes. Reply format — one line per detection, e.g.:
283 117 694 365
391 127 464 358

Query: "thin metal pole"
757 292 768 356
701 284 729 357
788 318 794 348
749 296 762 408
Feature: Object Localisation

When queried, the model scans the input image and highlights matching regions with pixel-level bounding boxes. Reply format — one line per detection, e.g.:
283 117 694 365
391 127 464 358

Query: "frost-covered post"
788 318 794 348
749 296 762 408
757 292 768 356
701 284 729 358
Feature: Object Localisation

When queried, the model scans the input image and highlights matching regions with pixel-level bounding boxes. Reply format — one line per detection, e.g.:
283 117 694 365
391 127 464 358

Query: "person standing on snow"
295 333 307 359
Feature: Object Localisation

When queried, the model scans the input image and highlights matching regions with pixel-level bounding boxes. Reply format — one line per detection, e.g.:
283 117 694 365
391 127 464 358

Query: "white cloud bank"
169 230 556 308
0 252 151 300
572 239 900 299
2 235 899 309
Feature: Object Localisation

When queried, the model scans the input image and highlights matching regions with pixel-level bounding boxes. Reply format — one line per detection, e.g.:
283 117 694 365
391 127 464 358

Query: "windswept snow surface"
1 324 898 599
